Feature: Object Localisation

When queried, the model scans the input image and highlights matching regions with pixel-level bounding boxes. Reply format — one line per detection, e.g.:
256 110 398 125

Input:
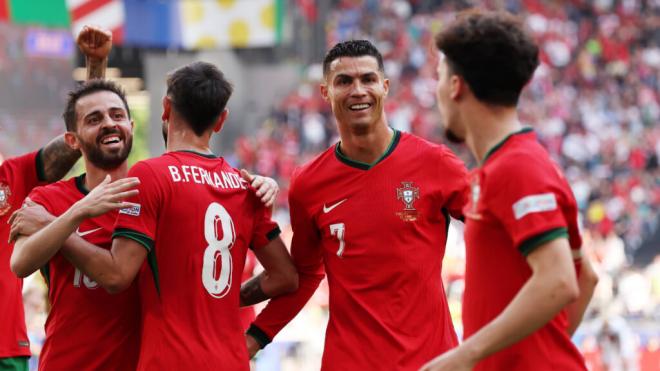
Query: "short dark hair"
434 9 539 106
166 61 233 136
323 40 385 77
63 79 130 132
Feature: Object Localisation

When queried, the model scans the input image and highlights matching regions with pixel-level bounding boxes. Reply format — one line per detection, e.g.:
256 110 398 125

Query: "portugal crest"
396 181 420 221
0 183 11 216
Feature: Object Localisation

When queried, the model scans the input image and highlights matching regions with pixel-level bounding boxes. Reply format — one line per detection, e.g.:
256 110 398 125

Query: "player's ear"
161 96 171 122
213 109 228 133
383 77 390 96
320 83 330 102
64 131 80 150
449 75 463 101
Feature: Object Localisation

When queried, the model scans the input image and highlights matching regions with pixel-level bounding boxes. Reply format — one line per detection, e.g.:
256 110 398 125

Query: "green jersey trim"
113 229 160 294
518 227 568 256
35 149 46 182
482 127 533 164
175 150 218 159
251 226 282 251
75 174 89 195
334 129 400 170
0 356 29 371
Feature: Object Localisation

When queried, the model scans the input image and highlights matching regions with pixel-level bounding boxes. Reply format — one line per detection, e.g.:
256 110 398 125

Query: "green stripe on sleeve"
246 324 272 349
113 228 154 252
518 227 568 256
112 228 160 295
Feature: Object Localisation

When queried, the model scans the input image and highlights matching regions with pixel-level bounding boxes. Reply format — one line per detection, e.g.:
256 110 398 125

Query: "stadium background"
0 0 658 369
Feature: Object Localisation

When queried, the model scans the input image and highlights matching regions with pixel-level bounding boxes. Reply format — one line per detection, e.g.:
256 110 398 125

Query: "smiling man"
244 40 470 370
10 80 142 371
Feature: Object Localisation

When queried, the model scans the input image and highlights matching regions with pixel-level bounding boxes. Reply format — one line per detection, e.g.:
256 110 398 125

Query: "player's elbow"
554 275 580 305
103 274 133 294
10 257 34 278
277 268 299 294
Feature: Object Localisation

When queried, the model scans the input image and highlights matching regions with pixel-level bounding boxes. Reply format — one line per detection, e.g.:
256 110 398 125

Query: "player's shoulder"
484 129 564 186
291 145 336 184
31 176 76 196
399 131 459 159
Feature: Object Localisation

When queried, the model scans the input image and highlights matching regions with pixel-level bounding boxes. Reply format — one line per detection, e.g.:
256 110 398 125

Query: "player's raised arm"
420 237 579 371
39 135 81 183
77 25 112 79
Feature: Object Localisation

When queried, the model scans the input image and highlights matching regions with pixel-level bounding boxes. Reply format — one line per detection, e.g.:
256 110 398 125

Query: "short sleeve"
113 161 161 252
0 151 42 218
439 148 469 220
249 201 280 250
27 186 55 214
486 157 570 256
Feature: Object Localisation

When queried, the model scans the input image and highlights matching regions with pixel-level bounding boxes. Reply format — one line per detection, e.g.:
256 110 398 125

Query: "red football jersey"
462 128 586 371
251 131 468 370
29 175 140 371
0 151 43 358
114 151 280 371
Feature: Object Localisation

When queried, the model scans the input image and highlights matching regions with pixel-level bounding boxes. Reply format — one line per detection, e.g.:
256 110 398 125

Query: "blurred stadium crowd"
3 0 657 370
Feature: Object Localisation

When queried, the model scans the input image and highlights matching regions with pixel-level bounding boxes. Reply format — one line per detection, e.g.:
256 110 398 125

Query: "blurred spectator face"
320 56 389 133
435 56 464 143
69 91 133 170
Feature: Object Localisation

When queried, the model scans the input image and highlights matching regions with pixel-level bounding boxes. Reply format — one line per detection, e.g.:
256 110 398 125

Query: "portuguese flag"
0 0 70 27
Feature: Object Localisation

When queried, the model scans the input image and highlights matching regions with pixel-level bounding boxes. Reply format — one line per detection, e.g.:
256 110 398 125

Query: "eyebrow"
334 72 379 81
83 107 126 120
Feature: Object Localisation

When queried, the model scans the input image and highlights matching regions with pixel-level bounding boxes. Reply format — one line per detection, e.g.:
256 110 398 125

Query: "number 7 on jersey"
330 223 346 257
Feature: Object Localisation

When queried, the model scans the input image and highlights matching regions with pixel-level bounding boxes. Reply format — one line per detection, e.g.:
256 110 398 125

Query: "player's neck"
465 105 521 164
84 162 128 190
337 121 393 165
165 123 214 155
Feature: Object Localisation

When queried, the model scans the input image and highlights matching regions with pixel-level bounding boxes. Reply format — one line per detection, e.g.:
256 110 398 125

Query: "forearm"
10 207 82 277
566 258 598 335
86 56 107 79
240 269 299 306
60 235 124 292
40 135 81 182
460 274 578 362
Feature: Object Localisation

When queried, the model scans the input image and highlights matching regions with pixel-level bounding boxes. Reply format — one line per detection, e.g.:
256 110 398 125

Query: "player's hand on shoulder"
77 25 112 60
73 175 140 220
241 169 279 208
245 333 261 359
419 347 476 371
8 199 54 243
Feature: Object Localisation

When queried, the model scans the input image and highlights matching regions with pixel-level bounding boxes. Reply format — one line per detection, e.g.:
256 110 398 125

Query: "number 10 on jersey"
202 202 235 298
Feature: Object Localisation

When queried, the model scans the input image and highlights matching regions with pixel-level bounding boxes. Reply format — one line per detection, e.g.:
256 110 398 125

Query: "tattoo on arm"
86 57 107 80
240 272 270 306
41 135 81 182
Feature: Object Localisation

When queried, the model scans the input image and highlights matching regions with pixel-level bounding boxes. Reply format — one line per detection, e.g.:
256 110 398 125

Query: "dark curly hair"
435 9 539 106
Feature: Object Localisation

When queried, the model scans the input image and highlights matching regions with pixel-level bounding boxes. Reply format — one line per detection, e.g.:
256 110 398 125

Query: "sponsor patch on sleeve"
119 204 141 216
512 193 557 220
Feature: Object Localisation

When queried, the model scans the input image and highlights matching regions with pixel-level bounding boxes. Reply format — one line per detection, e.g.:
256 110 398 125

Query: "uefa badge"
396 181 420 221
0 183 11 216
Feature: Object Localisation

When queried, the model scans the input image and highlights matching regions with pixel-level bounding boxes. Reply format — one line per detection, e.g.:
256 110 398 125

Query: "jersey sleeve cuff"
246 324 272 349
250 226 282 250
35 148 47 182
113 228 154 252
518 227 568 256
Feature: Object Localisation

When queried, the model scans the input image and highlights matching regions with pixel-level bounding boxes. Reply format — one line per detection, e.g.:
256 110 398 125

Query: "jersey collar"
481 127 533 164
174 150 218 159
334 129 401 170
75 174 89 195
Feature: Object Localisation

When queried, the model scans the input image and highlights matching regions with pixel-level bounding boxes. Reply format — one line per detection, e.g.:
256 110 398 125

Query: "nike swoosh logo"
323 199 347 213
76 227 102 237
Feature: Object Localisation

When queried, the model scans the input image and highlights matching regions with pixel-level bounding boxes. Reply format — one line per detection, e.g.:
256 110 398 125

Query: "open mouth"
99 134 122 146
349 103 371 111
